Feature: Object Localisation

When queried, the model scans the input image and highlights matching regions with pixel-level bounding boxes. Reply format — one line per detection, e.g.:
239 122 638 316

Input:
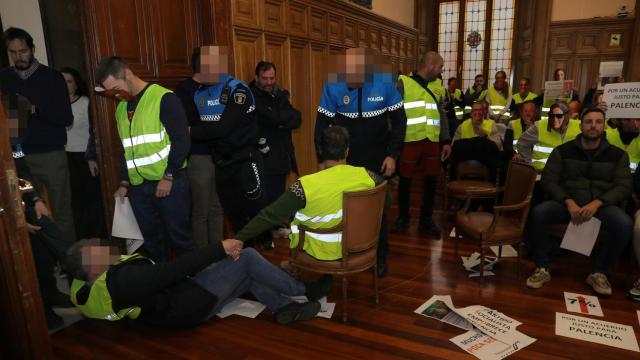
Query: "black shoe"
419 218 441 237
305 275 333 301
377 261 388 278
46 309 64 330
275 301 321 324
52 291 74 308
391 217 410 234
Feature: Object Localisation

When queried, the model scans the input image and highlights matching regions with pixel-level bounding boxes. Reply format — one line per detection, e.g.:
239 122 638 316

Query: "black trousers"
216 152 268 236
28 213 74 312
67 152 107 240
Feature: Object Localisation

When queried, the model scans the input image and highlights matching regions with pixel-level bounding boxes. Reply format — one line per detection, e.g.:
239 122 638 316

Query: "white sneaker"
526 268 550 289
586 272 612 296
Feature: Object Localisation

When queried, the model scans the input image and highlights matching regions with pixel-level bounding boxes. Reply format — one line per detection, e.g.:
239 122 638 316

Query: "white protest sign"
563 292 603 317
604 82 640 119
560 218 601 256
451 329 529 360
555 312 639 352
112 197 143 240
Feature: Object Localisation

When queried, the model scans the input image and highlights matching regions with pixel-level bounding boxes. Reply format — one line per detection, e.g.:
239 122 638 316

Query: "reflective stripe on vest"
122 131 166 148
459 119 494 139
399 75 441 142
125 144 171 169
290 165 375 260
531 119 581 170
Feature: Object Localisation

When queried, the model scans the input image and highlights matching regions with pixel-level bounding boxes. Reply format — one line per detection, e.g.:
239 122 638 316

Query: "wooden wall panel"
264 34 290 90
228 0 419 176
264 0 286 33
233 29 264 84
151 0 200 80
547 17 634 97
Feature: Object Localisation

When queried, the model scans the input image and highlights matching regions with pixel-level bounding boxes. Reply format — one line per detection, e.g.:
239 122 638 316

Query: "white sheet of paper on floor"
555 312 639 352
560 218 601 256
450 329 532 360
216 298 266 319
289 295 336 319
563 292 603 317
469 271 495 278
490 245 517 258
461 252 499 275
112 197 143 240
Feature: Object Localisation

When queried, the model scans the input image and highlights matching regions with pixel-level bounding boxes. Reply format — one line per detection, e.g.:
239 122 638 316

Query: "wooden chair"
454 161 537 282
289 182 387 322
443 160 498 240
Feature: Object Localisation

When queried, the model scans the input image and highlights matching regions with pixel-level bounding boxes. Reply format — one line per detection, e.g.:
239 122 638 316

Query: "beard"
14 57 33 71
582 131 602 141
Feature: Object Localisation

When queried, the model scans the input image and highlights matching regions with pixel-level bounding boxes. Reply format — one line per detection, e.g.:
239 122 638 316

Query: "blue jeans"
128 172 195 262
192 248 305 316
525 200 632 273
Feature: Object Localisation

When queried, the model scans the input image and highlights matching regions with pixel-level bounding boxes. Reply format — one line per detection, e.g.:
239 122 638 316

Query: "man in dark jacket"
250 61 301 248
1 27 76 242
66 238 331 327
525 107 632 296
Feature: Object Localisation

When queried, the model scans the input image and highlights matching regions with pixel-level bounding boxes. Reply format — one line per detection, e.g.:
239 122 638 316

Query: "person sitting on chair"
228 126 385 261
525 107 632 296
66 237 332 327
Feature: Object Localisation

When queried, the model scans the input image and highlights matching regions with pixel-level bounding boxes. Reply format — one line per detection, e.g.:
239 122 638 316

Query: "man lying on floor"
65 238 331 327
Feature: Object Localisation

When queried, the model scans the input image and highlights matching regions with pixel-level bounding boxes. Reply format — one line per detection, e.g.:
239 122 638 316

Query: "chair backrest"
455 160 491 181
341 182 387 256
502 161 537 206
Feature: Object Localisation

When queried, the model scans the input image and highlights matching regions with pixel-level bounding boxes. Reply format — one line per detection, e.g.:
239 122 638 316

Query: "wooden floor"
52 193 640 359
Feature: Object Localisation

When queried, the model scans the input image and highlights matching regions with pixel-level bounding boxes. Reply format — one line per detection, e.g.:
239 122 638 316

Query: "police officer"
393 51 451 237
314 47 407 277
96 56 195 262
190 46 267 240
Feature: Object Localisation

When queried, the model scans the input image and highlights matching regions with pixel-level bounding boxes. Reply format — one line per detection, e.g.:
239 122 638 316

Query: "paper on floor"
563 292 603 317
560 218 601 256
216 298 266 319
490 245 518 258
414 295 473 331
555 312 639 352
451 328 534 360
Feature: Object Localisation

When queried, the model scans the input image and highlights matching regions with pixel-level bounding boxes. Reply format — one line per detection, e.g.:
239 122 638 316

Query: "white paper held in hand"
560 218 601 256
112 197 143 240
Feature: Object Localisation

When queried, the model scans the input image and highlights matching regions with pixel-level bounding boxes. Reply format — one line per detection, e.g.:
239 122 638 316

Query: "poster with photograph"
544 80 574 107
598 61 624 90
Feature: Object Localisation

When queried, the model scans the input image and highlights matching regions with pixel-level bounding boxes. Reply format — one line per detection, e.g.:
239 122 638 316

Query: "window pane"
438 1 460 82
488 0 515 83
461 0 487 89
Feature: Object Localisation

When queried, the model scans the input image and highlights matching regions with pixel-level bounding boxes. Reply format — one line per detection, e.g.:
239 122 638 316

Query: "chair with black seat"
289 182 387 322
443 160 498 241
454 161 537 281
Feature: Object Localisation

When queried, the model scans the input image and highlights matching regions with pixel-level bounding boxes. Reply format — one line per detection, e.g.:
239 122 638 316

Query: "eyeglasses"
550 113 565 119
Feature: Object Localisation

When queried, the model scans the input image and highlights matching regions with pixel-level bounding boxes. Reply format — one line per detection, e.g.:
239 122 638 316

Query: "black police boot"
419 217 441 237
391 216 410 234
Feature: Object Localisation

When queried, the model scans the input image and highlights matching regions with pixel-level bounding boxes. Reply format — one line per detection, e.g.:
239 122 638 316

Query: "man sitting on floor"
230 126 384 261
525 107 632 296
66 238 331 327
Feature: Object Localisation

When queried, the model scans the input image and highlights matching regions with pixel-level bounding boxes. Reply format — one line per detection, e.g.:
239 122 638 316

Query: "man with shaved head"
393 51 451 238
